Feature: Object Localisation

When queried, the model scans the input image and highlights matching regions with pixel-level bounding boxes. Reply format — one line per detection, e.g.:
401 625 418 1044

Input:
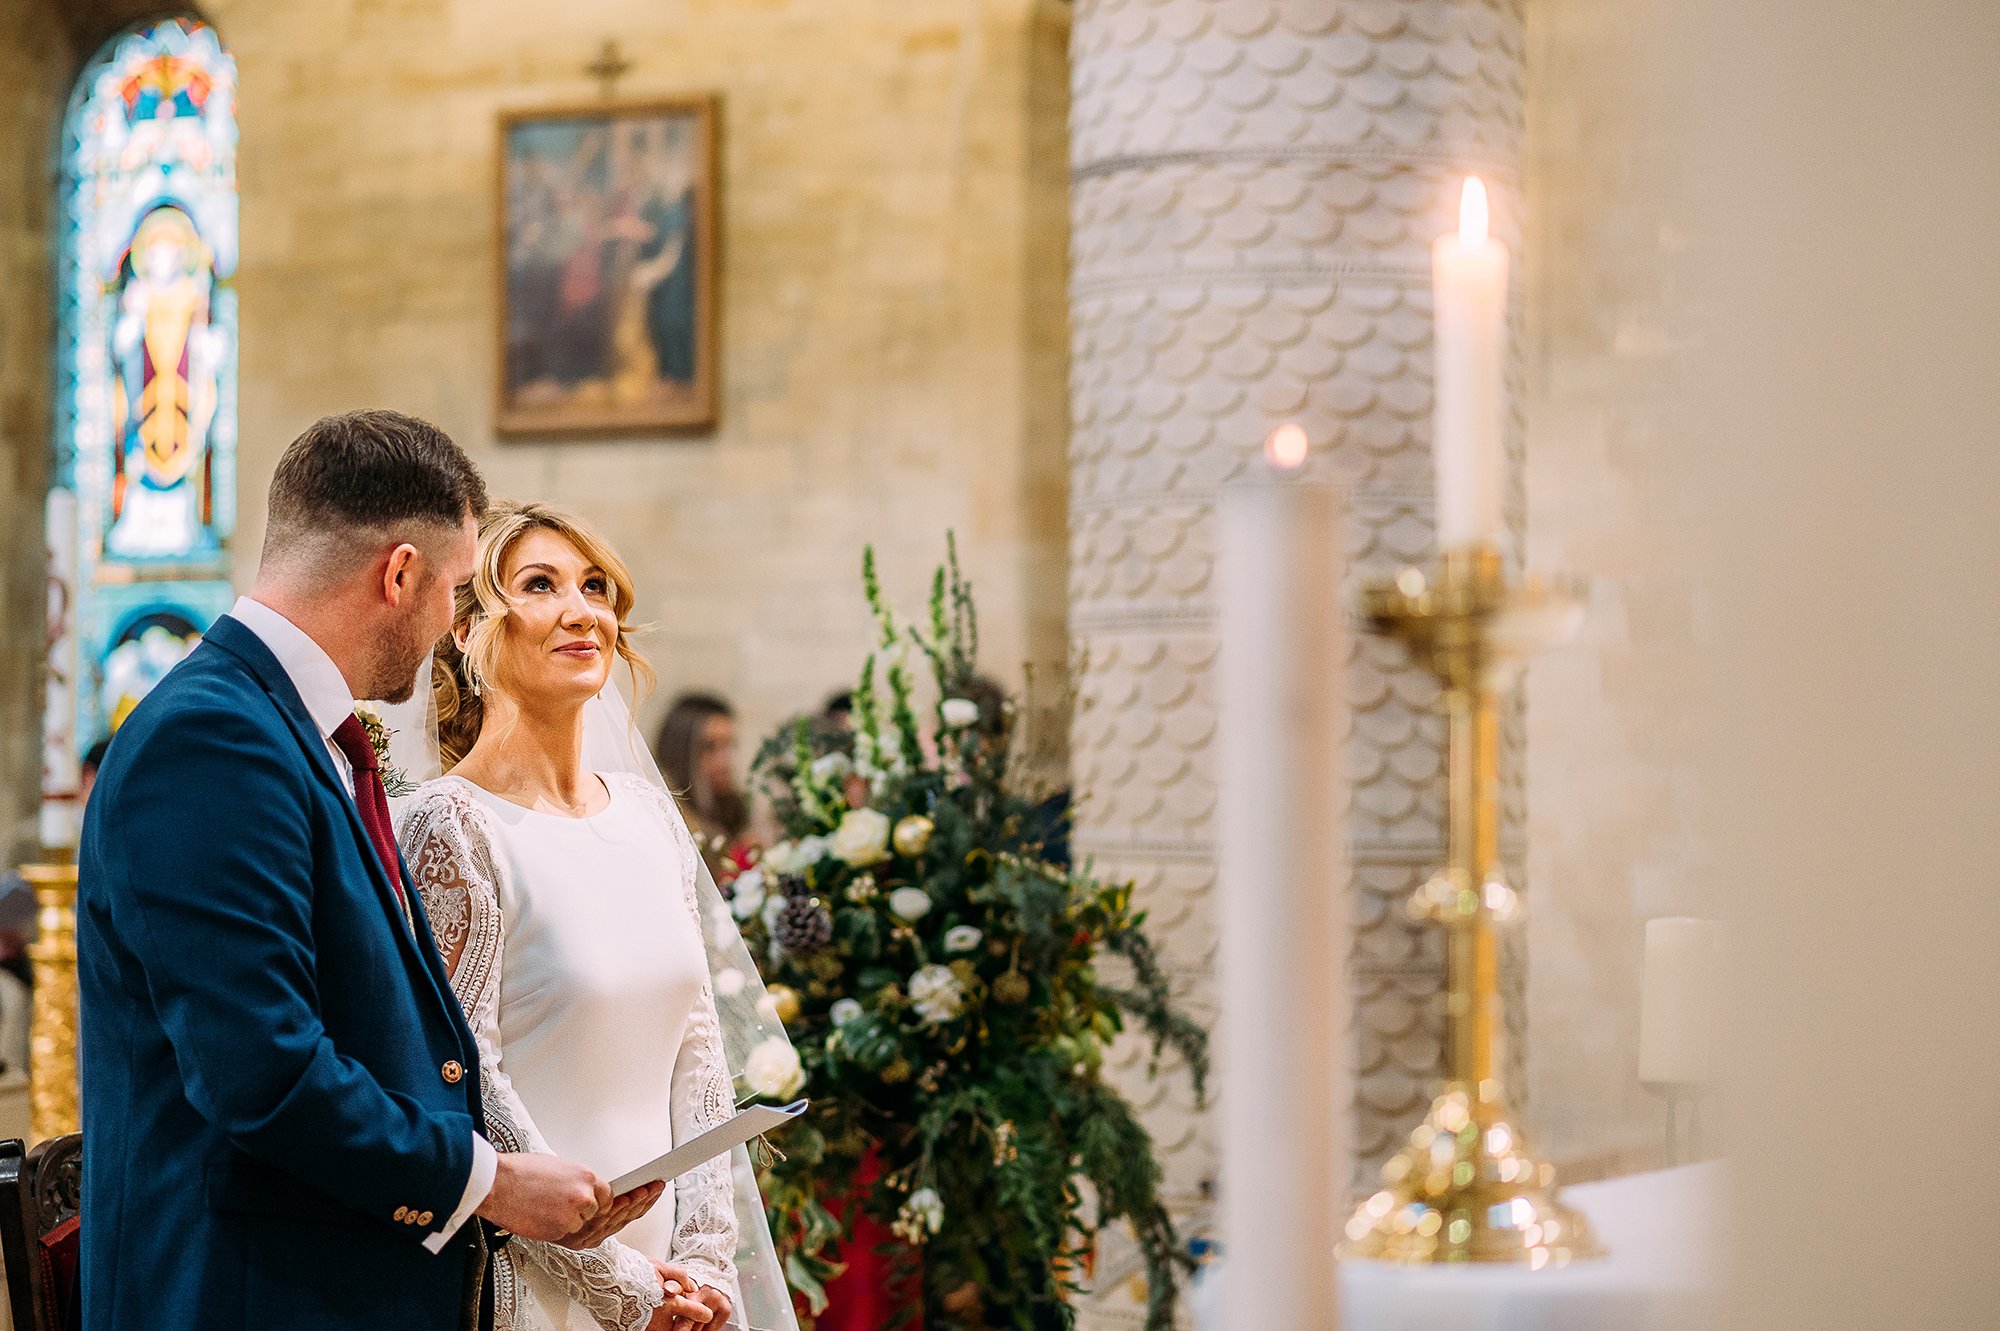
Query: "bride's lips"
553 641 601 659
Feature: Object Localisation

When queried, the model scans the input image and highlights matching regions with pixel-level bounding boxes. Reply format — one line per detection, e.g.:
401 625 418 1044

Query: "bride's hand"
646 1260 719 1330
683 1283 731 1330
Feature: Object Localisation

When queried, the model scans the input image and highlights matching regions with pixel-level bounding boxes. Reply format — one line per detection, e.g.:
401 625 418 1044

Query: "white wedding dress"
401 771 738 1331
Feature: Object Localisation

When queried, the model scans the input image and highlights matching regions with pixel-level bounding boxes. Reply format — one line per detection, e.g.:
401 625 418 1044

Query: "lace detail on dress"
401 778 667 1331
667 979 739 1290
492 1245 523 1328
525 1232 666 1331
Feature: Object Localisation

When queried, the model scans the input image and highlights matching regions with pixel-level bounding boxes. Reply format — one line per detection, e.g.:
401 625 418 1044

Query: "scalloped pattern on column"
1065 4 1525 1318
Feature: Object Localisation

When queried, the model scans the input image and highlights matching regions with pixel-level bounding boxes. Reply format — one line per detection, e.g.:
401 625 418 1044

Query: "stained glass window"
41 17 238 838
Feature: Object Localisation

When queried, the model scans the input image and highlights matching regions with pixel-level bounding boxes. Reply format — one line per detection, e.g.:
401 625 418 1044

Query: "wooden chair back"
0 1135 82 1331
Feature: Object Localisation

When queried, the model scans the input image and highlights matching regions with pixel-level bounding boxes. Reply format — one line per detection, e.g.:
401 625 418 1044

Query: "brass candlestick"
20 855 80 1144
1341 545 1602 1265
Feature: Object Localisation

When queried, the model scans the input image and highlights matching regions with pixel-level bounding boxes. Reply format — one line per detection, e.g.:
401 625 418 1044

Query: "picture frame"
495 96 718 435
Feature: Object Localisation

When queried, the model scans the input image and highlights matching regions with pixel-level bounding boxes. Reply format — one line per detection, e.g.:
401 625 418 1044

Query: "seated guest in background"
655 691 755 879
961 674 1072 868
78 737 110 805
819 690 853 732
0 738 112 989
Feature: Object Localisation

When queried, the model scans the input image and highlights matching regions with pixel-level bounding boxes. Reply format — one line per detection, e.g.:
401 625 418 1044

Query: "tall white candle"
1638 916 1724 1088
1431 176 1509 552
1217 435 1349 1331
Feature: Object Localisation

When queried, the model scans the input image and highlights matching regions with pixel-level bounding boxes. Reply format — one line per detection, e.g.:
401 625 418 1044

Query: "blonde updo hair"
433 501 654 769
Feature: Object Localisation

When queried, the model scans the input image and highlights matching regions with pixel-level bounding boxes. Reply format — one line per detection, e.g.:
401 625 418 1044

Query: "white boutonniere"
353 704 418 797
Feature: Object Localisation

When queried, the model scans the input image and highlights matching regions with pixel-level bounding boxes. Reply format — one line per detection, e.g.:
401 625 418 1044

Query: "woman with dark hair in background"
654 692 753 879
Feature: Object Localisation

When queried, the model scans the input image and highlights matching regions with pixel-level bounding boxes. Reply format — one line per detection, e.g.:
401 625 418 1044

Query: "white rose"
940 697 981 729
830 808 892 867
944 925 983 953
829 998 864 1026
810 751 853 783
744 1037 805 1099
905 1187 944 1234
762 842 802 875
797 834 834 865
888 887 933 922
731 869 768 921
716 968 747 998
909 964 966 1024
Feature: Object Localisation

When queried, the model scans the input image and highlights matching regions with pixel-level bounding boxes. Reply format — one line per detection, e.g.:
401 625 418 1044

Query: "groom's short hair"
262 410 486 584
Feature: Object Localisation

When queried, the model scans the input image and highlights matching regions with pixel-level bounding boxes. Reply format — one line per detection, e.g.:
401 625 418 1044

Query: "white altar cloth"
1193 1161 1723 1331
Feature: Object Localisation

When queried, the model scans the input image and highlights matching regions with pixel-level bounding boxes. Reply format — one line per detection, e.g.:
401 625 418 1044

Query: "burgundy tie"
331 713 408 910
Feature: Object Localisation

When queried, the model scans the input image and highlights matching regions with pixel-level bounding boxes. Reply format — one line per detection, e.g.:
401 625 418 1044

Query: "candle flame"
1458 176 1489 245
1264 423 1309 470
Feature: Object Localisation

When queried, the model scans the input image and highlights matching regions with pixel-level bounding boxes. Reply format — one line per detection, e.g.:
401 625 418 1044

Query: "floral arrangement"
734 538 1207 1331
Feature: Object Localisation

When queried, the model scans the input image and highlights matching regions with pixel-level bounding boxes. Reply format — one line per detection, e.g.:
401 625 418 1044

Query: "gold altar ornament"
20 857 81 1144
1341 545 1602 1266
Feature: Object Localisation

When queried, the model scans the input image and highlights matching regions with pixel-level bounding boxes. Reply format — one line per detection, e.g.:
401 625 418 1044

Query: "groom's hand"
477 1151 612 1243
555 1179 666 1250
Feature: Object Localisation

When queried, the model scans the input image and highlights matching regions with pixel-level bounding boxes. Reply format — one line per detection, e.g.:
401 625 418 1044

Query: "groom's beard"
361 610 436 704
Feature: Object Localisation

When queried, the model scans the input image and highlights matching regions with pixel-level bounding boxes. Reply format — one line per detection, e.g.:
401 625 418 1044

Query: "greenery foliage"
738 537 1208 1330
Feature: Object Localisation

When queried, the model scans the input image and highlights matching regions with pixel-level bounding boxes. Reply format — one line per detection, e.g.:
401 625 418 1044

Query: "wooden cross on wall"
587 40 631 101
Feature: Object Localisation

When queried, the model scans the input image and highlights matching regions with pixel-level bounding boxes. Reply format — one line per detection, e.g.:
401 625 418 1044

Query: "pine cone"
774 894 834 954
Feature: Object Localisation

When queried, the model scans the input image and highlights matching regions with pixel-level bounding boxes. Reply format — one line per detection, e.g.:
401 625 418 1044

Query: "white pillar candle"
1638 916 1724 1088
1217 439 1349 1331
1431 176 1509 552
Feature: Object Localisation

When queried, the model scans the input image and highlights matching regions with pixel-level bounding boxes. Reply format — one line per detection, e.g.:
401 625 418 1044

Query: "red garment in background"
814 1149 921 1331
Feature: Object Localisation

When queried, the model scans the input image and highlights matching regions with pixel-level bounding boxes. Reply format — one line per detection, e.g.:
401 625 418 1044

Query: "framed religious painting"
495 97 718 435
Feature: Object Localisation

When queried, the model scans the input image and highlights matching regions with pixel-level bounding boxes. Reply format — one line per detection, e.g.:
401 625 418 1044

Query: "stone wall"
0 0 72 854
193 0 1076 759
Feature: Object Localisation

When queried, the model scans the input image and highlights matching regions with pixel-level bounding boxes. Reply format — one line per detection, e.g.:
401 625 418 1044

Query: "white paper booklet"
608 1100 807 1194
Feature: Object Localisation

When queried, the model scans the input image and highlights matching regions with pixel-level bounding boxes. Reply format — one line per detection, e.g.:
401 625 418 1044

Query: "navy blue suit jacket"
78 615 489 1331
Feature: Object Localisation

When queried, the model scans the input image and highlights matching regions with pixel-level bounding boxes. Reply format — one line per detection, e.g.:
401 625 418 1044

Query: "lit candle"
1431 176 1509 552
1638 916 1724 1088
1216 429 1348 1331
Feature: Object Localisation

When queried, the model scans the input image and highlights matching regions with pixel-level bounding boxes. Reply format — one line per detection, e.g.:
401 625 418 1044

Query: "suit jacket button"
394 1206 409 1222
442 1060 465 1084
417 1210 435 1226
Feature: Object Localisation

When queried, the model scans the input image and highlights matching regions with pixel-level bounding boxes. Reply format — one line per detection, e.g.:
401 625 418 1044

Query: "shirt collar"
228 596 356 740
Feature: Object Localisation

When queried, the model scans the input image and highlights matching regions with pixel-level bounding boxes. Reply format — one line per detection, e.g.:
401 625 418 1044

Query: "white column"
39 488 79 851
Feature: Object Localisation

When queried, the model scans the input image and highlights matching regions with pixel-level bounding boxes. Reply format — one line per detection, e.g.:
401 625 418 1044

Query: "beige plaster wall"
194 0 1073 757
1520 0 1707 1170
0 0 71 854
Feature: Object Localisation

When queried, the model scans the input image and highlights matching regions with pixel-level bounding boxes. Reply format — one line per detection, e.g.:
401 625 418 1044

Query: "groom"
78 412 652 1330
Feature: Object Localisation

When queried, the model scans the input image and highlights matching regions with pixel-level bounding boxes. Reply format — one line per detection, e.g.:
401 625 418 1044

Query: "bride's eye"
584 576 609 597
523 575 555 593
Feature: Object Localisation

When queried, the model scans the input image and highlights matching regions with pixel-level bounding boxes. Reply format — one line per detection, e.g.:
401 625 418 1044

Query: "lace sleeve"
402 783 667 1331
654 782 741 1293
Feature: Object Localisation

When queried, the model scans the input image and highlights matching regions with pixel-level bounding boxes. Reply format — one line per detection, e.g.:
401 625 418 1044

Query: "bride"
395 502 798 1331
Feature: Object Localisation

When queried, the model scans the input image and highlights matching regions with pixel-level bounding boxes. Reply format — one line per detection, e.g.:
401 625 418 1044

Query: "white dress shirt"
228 596 497 1253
